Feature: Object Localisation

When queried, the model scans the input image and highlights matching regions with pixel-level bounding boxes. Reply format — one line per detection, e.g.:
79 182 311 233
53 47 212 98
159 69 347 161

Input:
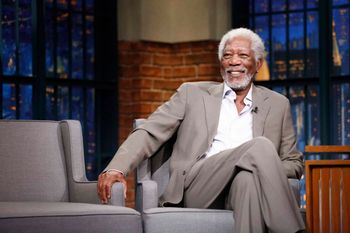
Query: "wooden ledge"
305 145 350 153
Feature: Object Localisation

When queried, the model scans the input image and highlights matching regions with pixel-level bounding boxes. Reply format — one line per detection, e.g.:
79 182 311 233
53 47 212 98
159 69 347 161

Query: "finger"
100 176 109 204
104 181 112 202
97 175 103 200
122 181 127 199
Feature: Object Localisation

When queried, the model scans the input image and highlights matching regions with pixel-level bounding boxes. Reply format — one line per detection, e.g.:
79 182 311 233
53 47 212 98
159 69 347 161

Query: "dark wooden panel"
330 168 341 233
343 168 350 233
306 160 350 233
320 168 330 232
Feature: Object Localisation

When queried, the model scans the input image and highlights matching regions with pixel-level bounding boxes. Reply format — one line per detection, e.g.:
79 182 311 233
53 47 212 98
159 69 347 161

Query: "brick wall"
117 40 221 207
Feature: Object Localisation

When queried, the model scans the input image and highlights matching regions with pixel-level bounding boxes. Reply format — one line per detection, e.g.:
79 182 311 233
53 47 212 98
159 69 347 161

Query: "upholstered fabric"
136 180 158 211
0 121 68 202
0 202 141 233
143 208 234 233
0 120 141 233
288 178 301 204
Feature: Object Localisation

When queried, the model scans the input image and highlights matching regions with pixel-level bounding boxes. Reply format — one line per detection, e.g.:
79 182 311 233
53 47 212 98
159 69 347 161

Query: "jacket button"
182 171 186 175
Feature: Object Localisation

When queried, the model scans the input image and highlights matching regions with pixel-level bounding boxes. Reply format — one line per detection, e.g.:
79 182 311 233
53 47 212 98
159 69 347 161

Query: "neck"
232 83 252 103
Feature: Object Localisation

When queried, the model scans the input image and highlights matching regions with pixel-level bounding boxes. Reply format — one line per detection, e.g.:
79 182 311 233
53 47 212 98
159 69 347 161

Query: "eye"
223 53 233 59
239 53 249 59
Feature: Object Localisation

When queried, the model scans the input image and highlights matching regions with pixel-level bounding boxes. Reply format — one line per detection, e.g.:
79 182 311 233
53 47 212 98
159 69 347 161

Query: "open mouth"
226 69 246 75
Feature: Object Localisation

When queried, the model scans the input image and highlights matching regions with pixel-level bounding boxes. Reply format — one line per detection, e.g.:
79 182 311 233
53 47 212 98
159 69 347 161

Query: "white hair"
218 28 266 62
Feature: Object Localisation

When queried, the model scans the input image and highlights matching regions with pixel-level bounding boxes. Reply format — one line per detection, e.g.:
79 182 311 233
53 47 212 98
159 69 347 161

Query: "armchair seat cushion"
142 207 234 233
0 202 142 233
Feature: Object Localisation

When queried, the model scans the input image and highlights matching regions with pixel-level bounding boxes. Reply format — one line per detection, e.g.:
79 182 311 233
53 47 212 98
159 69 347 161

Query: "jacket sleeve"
105 83 188 175
279 99 304 179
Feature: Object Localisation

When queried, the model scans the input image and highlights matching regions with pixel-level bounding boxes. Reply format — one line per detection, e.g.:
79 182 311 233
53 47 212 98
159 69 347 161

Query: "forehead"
224 37 252 52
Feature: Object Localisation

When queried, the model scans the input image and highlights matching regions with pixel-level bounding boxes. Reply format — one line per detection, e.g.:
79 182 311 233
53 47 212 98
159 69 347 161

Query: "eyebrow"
224 46 250 50
224 48 251 53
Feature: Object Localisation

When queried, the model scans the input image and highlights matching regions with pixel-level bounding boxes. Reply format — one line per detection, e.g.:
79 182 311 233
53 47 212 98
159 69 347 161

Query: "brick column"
118 40 221 207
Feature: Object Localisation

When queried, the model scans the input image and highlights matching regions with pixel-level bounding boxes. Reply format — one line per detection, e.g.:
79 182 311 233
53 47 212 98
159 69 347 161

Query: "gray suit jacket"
107 81 303 205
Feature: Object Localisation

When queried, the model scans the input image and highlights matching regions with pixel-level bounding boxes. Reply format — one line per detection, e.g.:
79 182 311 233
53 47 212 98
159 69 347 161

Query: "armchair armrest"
69 181 100 204
136 180 158 212
69 181 125 206
110 182 125 206
288 178 300 206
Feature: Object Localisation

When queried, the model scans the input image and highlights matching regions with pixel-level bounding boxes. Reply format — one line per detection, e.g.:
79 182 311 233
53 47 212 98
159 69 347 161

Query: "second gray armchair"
0 120 142 233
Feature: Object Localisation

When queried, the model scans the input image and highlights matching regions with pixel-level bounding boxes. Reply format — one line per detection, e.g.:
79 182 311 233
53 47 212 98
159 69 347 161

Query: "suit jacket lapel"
203 83 223 145
252 85 270 137
202 83 270 141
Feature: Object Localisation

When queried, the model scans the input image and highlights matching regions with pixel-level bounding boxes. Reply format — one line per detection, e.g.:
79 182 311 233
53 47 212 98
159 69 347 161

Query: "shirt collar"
223 83 253 107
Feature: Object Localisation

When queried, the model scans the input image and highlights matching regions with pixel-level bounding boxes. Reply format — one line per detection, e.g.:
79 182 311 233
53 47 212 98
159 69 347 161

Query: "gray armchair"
0 120 142 233
134 119 303 233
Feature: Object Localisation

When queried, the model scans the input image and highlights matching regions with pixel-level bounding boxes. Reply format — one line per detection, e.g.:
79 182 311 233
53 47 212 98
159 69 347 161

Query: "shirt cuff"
105 169 125 176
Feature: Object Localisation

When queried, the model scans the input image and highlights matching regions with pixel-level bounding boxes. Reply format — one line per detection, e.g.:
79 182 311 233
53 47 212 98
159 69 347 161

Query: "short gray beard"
222 69 254 91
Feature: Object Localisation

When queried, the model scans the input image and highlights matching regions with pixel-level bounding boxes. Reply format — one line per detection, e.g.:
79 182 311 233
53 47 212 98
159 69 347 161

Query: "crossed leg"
184 137 304 233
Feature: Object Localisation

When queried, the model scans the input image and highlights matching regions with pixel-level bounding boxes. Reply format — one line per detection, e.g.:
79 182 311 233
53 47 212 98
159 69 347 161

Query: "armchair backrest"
135 119 176 197
0 120 86 202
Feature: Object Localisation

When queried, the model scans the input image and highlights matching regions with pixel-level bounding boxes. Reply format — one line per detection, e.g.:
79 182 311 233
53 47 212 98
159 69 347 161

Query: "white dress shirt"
206 83 254 158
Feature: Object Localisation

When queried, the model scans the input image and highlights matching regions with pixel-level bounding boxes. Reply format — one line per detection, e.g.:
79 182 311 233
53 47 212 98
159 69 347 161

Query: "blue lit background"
1 0 96 180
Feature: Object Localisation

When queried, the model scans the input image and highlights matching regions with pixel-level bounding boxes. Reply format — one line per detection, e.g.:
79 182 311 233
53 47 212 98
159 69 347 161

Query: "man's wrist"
105 169 124 176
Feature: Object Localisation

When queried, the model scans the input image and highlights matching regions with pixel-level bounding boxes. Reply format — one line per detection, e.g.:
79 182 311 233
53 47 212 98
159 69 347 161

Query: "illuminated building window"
1 0 117 180
244 0 321 154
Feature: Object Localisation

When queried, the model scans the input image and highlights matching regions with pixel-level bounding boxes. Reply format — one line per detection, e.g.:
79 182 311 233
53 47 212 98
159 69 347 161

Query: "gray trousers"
184 136 305 233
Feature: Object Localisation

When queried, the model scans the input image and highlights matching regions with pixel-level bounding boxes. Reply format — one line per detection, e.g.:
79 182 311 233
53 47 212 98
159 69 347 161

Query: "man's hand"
97 170 127 204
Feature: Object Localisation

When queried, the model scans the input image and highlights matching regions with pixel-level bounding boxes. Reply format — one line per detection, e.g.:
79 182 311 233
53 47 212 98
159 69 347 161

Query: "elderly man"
98 28 305 233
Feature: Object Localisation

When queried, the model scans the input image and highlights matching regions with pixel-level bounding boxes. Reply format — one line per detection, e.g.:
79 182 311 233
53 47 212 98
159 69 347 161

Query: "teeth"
228 70 244 74
227 69 245 73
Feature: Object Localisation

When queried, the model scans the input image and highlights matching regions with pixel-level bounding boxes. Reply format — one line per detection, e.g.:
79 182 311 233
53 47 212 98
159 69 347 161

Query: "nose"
228 54 242 66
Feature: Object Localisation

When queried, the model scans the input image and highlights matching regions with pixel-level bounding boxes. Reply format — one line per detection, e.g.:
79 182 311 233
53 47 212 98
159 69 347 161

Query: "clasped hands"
97 170 127 204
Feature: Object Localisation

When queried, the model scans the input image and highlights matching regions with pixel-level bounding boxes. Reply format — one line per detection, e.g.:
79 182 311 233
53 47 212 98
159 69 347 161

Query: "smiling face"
220 37 262 91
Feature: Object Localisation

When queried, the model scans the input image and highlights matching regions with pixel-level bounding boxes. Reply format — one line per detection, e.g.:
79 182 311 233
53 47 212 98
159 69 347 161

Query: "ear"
256 59 263 72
